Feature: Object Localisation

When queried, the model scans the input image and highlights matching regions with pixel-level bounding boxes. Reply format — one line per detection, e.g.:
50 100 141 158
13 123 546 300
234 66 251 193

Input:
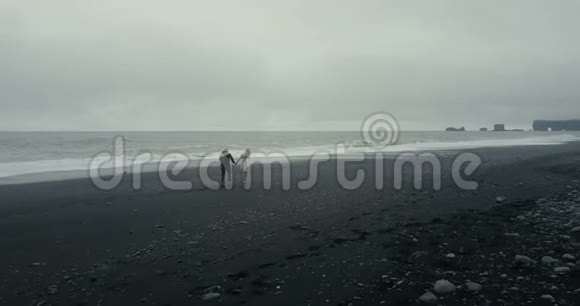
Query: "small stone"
205 285 222 293
30 262 41 267
410 251 428 260
419 292 438 303
563 254 576 261
542 256 559 264
541 294 555 301
515 255 536 265
153 224 165 228
202 292 221 300
554 267 571 273
94 263 110 271
289 225 310 230
571 226 580 233
496 196 507 203
465 281 482 292
47 285 58 295
433 279 456 295
446 253 456 259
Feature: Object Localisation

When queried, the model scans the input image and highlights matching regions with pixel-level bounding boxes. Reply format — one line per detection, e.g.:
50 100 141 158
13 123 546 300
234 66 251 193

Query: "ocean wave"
0 133 579 183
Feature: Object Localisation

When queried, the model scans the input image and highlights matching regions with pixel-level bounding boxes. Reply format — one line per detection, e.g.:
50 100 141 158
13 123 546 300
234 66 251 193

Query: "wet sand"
1 143 580 305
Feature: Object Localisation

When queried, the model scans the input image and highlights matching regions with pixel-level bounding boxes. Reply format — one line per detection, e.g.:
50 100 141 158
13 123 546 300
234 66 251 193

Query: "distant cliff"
493 124 505 131
533 120 580 131
445 126 465 132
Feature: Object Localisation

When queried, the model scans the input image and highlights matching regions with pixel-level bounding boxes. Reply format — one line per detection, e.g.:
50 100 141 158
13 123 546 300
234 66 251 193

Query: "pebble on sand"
465 281 482 292
419 292 438 303
562 254 576 261
433 280 456 295
410 251 428 260
541 294 555 301
542 256 559 264
515 255 537 265
554 267 571 273
496 196 507 204
202 292 221 300
47 285 58 295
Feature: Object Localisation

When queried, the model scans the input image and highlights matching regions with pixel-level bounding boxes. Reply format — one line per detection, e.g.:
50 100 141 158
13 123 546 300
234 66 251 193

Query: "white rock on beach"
202 292 221 300
571 226 580 233
515 255 537 265
541 294 555 301
433 280 456 295
419 291 438 303
554 267 571 273
562 254 576 261
496 196 507 204
465 281 482 292
541 256 559 264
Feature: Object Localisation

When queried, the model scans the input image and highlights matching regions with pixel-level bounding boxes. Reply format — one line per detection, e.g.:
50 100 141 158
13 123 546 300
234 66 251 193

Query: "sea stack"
533 119 580 131
445 127 465 131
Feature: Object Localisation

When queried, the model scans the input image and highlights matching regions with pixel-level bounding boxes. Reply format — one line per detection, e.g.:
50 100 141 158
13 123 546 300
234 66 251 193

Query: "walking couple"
218 149 251 187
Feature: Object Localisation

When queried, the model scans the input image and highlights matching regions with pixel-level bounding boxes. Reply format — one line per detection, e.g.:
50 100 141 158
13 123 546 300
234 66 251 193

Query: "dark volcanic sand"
1 144 580 305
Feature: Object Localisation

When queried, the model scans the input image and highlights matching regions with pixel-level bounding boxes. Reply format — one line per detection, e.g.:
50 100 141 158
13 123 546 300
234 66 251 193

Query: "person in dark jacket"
218 149 235 187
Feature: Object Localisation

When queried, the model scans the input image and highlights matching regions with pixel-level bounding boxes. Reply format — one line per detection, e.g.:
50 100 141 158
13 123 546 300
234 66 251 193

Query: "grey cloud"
1 0 579 130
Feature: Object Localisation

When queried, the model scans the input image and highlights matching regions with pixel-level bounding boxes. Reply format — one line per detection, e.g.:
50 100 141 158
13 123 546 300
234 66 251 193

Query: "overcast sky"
1 0 580 131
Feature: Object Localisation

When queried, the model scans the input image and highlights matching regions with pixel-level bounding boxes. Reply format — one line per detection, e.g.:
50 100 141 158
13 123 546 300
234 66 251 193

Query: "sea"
1 131 579 184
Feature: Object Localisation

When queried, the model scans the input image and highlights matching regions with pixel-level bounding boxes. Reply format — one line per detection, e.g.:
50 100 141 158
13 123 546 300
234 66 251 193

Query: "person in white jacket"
235 149 251 185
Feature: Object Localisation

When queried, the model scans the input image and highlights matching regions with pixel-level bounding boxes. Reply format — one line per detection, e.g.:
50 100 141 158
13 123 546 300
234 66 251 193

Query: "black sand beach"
1 144 580 305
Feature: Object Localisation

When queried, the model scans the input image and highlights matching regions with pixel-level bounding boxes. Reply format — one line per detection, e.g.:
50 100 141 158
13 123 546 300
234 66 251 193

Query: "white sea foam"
0 133 578 184
374 134 580 152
